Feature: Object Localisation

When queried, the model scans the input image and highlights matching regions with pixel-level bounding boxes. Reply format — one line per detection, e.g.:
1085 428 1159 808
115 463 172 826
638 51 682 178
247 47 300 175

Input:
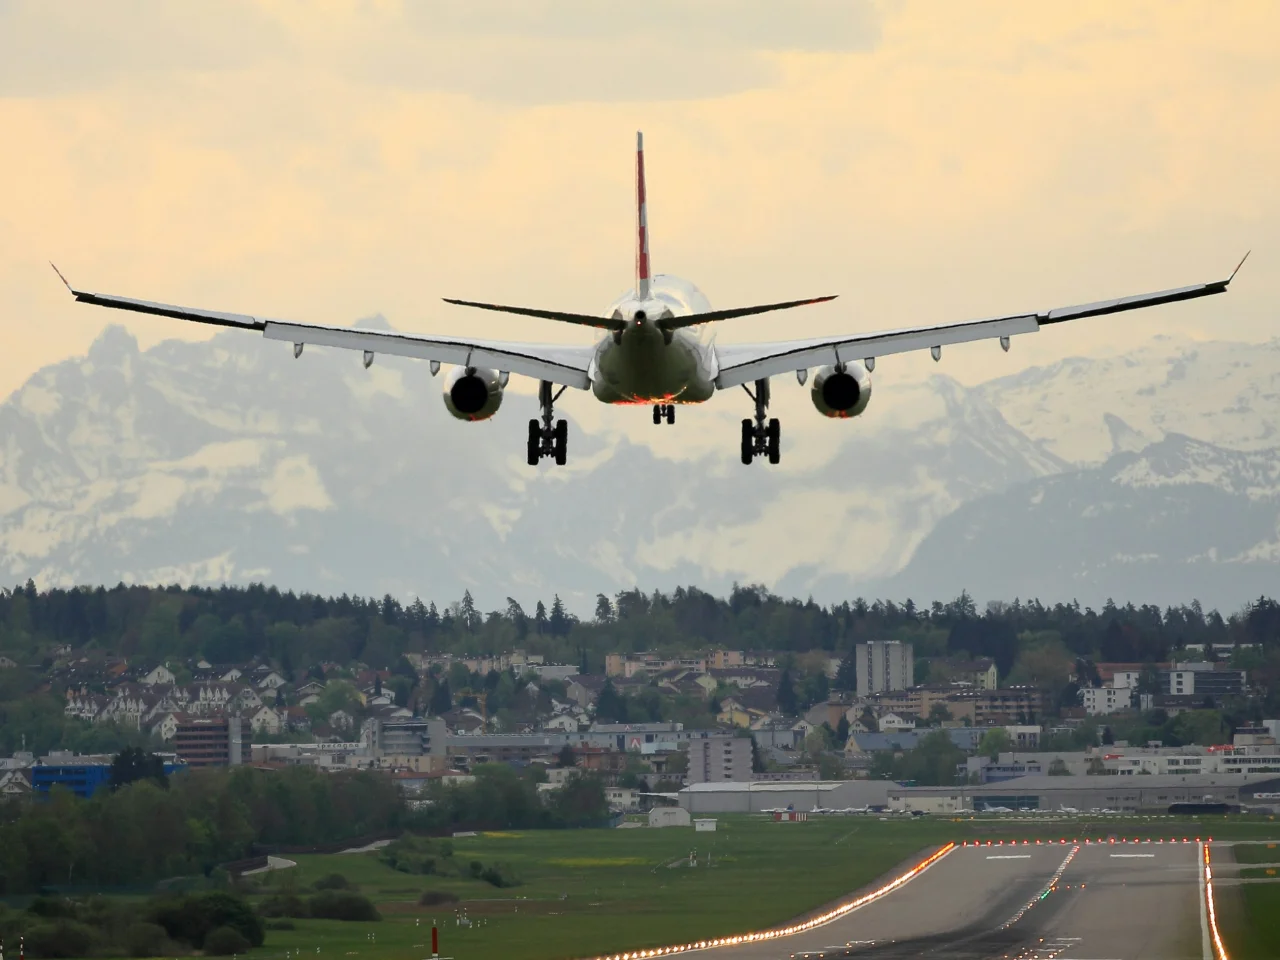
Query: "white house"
140 665 176 686
0 655 18 669
878 712 917 733
257 671 288 691
148 713 180 741
249 706 283 735
220 667 243 682
1083 686 1133 716
543 714 580 733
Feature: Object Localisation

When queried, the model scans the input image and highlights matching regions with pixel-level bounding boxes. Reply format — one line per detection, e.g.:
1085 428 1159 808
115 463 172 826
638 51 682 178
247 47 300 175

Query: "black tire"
665 404 675 424
740 419 754 465
554 419 568 465
767 418 781 464
652 405 662 425
527 420 540 466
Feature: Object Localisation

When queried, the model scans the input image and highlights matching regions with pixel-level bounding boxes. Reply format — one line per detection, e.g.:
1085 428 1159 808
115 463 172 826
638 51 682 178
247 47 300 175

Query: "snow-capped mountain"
0 321 1066 611
3 321 1278 611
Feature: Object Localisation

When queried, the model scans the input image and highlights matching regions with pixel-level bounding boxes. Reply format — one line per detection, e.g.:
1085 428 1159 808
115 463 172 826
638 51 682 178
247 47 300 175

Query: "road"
704 842 1204 960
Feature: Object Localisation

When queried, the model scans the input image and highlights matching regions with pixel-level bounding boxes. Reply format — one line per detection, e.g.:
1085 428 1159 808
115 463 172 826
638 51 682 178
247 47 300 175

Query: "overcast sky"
2 0 1277 432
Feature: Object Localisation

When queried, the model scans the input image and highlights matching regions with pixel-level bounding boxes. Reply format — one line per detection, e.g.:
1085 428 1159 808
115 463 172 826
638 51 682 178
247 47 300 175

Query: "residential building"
687 737 751 783
1164 664 1246 699
856 641 914 697
1083 686 1134 716
174 716 245 767
0 655 17 668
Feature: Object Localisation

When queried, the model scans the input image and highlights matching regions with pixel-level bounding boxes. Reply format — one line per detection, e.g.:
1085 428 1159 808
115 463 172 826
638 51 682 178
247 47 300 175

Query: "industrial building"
886 772 1280 814
856 641 913 696
678 780 894 814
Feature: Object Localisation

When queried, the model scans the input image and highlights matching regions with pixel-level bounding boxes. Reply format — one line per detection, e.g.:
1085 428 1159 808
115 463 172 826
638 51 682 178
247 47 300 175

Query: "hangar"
678 780 893 814
887 772 1280 813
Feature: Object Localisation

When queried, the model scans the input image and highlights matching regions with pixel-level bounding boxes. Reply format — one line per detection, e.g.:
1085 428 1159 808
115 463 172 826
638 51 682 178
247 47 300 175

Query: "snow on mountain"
877 434 1280 611
975 336 1280 465
0 322 1066 611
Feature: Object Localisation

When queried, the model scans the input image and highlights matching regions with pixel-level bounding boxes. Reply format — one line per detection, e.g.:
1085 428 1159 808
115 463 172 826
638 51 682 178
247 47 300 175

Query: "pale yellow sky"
1 0 1277 415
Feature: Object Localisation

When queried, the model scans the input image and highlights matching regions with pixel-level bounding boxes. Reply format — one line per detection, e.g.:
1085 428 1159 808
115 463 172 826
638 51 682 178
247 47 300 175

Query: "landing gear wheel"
554 419 568 465
653 404 662 425
526 419 540 466
741 419 754 464
739 378 781 465
767 418 781 464
528 381 569 466
665 404 675 424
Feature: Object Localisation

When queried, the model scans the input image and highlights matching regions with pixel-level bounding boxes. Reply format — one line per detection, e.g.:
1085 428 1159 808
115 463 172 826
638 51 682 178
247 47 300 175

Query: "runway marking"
1109 853 1155 858
987 854 1032 859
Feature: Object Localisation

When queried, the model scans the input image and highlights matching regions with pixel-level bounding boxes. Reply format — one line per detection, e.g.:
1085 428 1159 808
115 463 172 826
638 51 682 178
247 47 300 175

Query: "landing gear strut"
527 380 568 466
740 378 780 465
652 403 675 425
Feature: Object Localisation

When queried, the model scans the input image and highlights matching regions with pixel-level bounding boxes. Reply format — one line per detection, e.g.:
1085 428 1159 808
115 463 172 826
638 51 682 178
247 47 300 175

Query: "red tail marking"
636 132 650 296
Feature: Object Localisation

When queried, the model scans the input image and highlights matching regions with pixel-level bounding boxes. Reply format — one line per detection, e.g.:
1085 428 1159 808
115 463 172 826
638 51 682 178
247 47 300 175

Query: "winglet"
50 261 74 294
636 130 650 300
1228 250 1250 284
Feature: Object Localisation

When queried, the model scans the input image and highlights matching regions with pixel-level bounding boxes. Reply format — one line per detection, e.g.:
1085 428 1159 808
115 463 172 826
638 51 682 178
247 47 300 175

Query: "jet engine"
443 366 505 421
810 362 872 418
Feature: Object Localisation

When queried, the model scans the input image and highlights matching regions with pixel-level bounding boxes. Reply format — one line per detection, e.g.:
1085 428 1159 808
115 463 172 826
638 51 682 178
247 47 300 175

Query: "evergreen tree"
834 649 857 693
109 747 167 791
835 714 850 745
459 591 481 632
556 744 577 768
550 595 570 637
594 594 614 624
429 679 452 716
776 668 798 715
534 600 548 635
749 735 766 774
595 679 627 723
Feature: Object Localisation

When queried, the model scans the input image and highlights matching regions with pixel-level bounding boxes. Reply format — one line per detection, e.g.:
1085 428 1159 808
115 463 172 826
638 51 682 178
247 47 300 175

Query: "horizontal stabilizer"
658 295 837 331
443 298 625 332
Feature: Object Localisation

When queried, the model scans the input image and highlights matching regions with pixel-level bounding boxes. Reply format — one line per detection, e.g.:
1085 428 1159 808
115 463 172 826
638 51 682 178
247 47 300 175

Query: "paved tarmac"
704 842 1203 960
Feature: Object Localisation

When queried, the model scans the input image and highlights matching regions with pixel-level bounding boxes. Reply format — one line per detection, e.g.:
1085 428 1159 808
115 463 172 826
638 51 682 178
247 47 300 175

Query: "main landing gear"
652 403 675 424
741 378 780 465
527 380 568 466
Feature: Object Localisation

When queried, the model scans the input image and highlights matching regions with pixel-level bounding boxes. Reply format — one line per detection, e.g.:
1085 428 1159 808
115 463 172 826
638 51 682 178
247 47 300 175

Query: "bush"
480 863 520 889
306 891 380 922
204 925 251 956
27 897 78 920
257 894 309 918
149 892 264 948
313 872 352 891
380 836 455 876
418 891 459 907
123 922 171 958
25 920 101 959
265 919 296 931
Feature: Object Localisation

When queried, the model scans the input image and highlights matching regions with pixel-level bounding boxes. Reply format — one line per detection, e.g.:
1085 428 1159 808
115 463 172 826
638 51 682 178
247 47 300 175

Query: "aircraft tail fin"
636 131 650 300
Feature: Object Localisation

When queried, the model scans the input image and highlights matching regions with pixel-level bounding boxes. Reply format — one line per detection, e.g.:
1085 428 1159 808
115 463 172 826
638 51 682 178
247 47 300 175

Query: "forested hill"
2 580 1278 676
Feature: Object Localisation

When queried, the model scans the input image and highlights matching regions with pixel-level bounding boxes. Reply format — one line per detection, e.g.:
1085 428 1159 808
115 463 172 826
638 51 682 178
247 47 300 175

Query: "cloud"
0 0 287 96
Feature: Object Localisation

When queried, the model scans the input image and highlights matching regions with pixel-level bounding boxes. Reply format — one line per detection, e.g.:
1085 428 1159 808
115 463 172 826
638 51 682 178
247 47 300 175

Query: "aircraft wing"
52 270 595 389
712 259 1246 389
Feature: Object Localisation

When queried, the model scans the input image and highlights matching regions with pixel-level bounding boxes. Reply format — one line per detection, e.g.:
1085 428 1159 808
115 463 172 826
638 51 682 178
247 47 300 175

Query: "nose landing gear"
527 380 568 465
652 403 676 425
740 378 780 465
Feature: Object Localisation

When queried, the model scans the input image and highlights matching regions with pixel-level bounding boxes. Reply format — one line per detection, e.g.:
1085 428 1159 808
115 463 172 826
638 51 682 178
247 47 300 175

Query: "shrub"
313 873 352 891
306 891 380 922
257 894 309 918
480 864 520 889
418 891 459 907
380 835 455 875
25 920 101 959
265 919 296 931
26 898 78 920
149 892 264 948
123 922 171 958
204 925 251 956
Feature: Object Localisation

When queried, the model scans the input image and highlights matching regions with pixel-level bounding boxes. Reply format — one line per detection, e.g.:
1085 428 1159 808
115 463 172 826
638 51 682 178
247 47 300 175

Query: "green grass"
1218 880 1280 960
1230 842 1280 864
239 814 1280 960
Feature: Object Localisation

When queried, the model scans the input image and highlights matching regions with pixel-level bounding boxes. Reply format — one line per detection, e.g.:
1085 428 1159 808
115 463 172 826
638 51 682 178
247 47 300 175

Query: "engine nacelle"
810 362 872 419
443 366 504 421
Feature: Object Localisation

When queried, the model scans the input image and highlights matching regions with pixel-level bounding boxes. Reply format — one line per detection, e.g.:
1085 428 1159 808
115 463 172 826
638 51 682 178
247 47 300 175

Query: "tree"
978 727 1013 761
556 744 577 768
776 668 798 715
595 679 627 723
428 678 452 716
749 735 766 774
835 714 850 745
109 747 167 791
927 702 952 725
1047 758 1070 776
550 595 571 636
833 650 857 693
594 594 614 624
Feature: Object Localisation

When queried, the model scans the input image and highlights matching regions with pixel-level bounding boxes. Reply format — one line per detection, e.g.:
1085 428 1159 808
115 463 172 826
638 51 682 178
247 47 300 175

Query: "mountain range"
2 320 1278 614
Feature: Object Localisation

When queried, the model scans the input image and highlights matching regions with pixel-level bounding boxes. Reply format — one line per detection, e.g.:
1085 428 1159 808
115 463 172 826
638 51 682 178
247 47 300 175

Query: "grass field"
1230 842 1280 864
240 814 1280 960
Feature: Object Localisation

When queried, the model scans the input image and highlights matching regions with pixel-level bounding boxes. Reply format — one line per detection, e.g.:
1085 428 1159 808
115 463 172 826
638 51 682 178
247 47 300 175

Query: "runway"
704 842 1204 960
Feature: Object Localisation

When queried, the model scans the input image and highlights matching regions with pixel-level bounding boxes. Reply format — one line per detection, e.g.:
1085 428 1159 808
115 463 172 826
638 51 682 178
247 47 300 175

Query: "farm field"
241 813 1280 960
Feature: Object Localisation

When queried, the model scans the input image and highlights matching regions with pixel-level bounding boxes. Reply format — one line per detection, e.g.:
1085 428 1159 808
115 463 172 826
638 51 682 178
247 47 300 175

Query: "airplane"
1059 804 1081 814
51 133 1248 467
